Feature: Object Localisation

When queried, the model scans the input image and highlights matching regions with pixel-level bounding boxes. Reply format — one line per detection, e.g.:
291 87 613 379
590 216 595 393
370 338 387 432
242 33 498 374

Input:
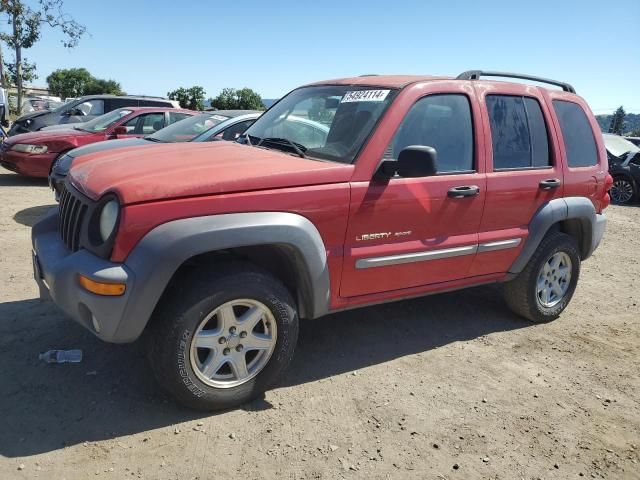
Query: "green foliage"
608 106 626 135
4 56 35 84
46 68 123 98
0 0 87 106
209 87 264 110
167 86 205 110
597 111 640 136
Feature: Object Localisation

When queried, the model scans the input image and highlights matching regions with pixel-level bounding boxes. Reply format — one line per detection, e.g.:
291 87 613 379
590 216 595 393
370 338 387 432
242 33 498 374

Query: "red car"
32 71 610 410
0 107 195 177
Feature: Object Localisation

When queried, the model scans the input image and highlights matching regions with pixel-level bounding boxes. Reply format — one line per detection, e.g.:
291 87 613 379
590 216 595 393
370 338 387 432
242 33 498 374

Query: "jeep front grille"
58 184 89 252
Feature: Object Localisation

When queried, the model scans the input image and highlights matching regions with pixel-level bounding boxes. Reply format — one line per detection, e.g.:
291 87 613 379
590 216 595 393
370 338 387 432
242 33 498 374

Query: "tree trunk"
12 10 22 113
0 42 5 88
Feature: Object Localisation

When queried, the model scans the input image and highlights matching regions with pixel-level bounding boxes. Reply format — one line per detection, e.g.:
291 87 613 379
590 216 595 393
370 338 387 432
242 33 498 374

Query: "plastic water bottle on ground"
39 349 83 364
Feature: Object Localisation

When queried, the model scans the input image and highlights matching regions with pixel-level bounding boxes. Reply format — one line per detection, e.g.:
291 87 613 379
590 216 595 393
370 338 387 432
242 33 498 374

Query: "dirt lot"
0 170 638 480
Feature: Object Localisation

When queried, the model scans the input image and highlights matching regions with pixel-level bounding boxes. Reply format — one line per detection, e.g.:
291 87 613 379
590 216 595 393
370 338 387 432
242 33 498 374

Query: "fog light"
78 275 126 296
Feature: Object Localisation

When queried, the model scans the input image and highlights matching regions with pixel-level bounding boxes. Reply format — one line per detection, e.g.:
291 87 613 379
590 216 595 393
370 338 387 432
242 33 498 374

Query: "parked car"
48 110 261 197
625 137 640 147
7 95 179 136
20 97 64 115
603 133 640 204
1 107 195 177
32 71 610 410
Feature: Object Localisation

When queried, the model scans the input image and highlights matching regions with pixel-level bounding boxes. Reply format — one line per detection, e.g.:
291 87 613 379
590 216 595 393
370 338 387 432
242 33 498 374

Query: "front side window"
384 94 474 173
242 85 395 163
122 113 165 135
212 119 256 141
76 108 132 133
553 100 598 168
486 95 550 170
73 99 105 116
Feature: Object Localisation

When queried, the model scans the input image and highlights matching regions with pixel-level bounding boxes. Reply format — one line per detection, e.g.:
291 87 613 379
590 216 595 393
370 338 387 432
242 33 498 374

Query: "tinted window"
553 100 598 167
486 95 550 170
108 98 139 110
212 119 255 141
386 94 473 173
168 112 191 125
139 99 171 107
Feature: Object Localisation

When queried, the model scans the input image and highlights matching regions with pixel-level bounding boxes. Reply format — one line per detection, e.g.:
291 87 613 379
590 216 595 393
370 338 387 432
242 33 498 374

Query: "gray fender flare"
508 197 598 275
117 212 330 342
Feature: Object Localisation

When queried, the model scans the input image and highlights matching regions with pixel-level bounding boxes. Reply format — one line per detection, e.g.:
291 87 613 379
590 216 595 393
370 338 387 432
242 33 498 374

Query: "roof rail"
359 74 379 77
456 70 576 94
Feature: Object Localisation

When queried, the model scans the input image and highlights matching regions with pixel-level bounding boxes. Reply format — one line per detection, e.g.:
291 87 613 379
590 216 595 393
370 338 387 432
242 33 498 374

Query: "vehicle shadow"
0 286 528 458
14 204 57 227
0 172 48 187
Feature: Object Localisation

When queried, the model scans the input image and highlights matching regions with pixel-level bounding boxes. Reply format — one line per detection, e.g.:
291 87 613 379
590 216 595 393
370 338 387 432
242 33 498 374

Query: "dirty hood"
69 141 354 205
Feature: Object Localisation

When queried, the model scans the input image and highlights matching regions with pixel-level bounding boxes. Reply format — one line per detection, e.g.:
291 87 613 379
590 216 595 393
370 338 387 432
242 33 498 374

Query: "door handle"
539 178 561 190
447 185 480 198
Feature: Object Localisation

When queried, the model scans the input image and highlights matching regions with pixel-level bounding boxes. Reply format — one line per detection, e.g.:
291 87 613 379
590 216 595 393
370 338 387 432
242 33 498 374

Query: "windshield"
149 113 228 143
242 85 395 163
76 109 133 133
53 98 78 113
603 134 640 158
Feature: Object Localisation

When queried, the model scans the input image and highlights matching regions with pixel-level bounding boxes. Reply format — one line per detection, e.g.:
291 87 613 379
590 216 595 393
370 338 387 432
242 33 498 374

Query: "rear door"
469 84 564 276
341 88 486 297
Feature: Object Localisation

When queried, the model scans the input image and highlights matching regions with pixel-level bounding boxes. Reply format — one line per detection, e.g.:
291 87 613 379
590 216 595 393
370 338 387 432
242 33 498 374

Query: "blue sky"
4 0 639 113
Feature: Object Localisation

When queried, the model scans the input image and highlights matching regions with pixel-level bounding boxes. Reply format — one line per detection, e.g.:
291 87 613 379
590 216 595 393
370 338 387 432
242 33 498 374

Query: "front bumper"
32 208 137 343
0 149 57 177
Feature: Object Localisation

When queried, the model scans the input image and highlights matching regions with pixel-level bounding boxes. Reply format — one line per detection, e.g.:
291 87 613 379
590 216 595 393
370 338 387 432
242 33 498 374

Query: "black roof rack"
456 70 576 94
359 74 379 77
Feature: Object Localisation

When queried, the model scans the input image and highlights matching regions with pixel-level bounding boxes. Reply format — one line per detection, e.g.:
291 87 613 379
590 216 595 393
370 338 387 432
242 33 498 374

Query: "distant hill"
262 98 278 109
596 113 640 135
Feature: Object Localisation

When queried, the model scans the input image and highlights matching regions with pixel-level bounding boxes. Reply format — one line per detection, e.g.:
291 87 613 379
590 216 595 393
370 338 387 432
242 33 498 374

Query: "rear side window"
139 99 171 107
386 94 474 173
553 100 598 167
486 95 550 170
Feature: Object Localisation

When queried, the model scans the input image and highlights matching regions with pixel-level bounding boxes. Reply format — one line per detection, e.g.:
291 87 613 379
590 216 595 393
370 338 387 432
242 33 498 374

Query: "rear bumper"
586 213 607 258
32 208 136 343
0 149 57 177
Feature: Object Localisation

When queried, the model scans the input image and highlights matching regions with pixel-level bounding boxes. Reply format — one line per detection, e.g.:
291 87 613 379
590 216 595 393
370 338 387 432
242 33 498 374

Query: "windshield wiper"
145 137 164 142
257 137 306 158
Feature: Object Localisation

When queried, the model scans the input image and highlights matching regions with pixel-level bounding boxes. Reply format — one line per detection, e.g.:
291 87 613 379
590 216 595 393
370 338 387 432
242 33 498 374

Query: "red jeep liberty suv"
32 71 611 410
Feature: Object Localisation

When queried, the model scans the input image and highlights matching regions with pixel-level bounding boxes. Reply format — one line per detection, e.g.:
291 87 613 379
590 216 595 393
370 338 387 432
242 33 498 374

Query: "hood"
42 122 87 131
15 110 49 123
67 137 149 160
6 128 95 147
69 141 354 205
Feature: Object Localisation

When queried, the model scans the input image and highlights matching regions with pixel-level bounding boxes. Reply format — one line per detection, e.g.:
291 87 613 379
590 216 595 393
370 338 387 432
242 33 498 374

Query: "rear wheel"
146 263 298 410
609 176 636 205
504 232 580 323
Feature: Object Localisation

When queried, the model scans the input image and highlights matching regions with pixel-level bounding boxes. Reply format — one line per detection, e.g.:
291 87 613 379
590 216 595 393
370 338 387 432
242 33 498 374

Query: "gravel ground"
0 170 638 480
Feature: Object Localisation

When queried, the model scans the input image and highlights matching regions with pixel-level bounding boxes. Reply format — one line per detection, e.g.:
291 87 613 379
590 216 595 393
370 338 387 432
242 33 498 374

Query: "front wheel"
146 263 299 410
503 232 581 323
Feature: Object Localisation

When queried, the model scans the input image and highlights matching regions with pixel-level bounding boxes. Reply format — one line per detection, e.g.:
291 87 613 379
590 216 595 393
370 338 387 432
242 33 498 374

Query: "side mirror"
377 145 438 178
113 126 128 136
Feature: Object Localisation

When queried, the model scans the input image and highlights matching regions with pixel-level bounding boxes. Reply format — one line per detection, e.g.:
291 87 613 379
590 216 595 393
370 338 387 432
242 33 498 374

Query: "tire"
146 262 299 411
609 176 636 205
503 231 580 323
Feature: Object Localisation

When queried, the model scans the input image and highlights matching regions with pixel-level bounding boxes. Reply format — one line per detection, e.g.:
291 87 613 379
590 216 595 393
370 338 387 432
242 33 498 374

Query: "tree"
167 86 205 110
46 67 91 98
46 68 123 98
4 54 35 85
608 106 626 135
0 0 86 109
209 87 264 110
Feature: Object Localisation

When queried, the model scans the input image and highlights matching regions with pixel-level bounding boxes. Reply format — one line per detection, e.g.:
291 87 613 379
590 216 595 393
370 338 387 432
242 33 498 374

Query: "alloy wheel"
610 178 634 204
536 252 572 308
190 299 277 388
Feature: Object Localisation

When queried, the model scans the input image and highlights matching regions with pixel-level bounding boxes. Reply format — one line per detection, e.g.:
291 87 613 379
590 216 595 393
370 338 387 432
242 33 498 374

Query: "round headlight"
99 200 119 242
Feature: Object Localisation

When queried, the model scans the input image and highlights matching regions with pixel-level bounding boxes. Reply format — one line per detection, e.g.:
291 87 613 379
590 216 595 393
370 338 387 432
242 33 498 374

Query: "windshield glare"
79 109 133 133
242 85 395 163
604 134 640 158
149 113 228 143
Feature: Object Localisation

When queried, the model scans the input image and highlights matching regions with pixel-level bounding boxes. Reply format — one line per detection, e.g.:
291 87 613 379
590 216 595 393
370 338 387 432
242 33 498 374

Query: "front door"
341 92 486 297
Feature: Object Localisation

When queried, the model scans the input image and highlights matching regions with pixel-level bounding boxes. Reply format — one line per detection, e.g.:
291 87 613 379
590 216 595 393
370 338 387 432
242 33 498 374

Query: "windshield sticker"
341 90 390 103
210 115 228 121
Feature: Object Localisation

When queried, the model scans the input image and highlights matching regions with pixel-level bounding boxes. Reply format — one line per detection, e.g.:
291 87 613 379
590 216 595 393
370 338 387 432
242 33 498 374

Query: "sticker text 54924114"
341 90 390 103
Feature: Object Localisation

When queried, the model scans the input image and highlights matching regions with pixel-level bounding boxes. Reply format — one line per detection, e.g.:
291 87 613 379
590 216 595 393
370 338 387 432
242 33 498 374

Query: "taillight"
601 173 613 210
